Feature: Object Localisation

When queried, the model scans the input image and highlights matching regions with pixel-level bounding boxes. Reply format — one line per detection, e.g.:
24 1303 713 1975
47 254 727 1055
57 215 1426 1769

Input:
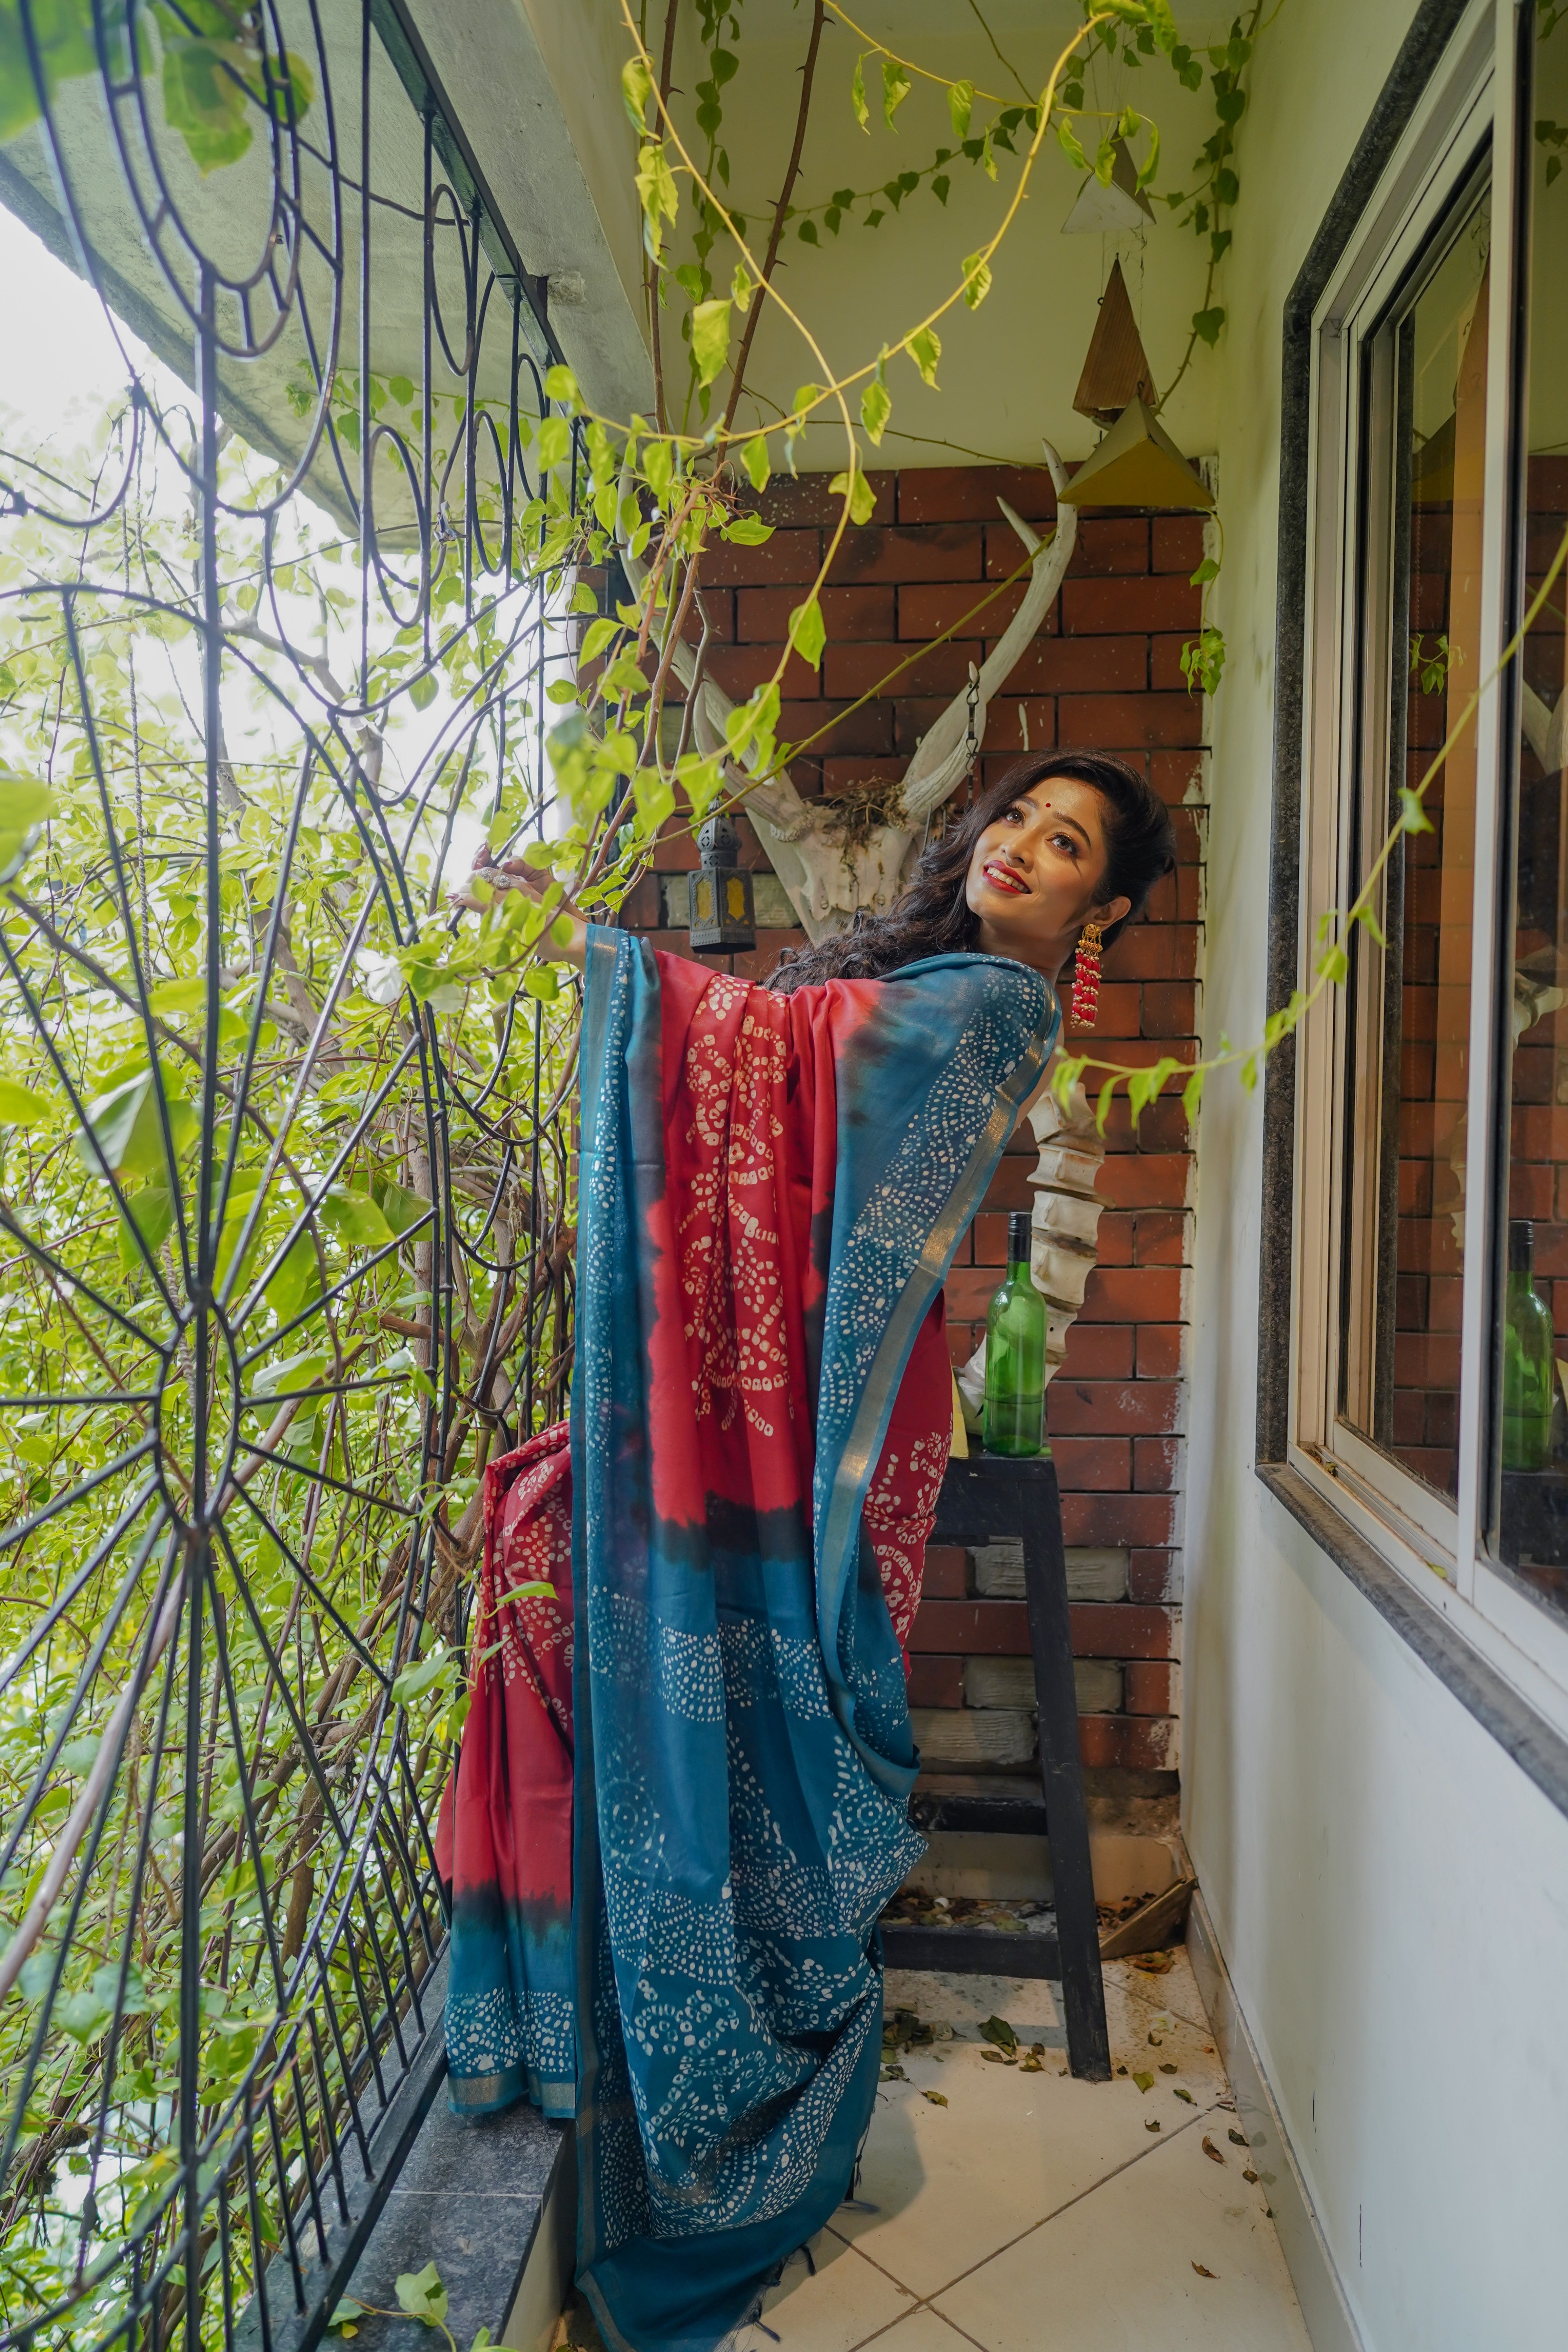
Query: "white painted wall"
1187 0 1568 2344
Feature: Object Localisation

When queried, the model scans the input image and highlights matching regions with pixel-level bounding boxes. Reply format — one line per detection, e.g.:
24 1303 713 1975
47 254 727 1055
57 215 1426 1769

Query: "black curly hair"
766 750 1176 993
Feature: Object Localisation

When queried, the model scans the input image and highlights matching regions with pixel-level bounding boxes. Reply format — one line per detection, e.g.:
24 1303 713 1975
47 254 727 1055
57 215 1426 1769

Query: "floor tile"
759 2228 920 2352
933 2111 1312 2352
832 1973 1227 2301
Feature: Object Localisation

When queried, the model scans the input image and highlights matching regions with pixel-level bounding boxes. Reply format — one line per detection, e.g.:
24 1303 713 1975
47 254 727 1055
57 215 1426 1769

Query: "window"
1294 0 1568 1720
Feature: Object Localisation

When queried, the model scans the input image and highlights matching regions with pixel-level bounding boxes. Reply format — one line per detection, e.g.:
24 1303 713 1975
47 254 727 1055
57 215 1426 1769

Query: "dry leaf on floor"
1132 2070 1155 2093
980 2015 1018 2054
1192 2263 1218 2279
1148 2031 1163 2045
1159 2062 1178 2074
1243 2168 1259 2184
1229 2129 1249 2147
1019 2055 1043 2072
880 2065 907 2081
922 2090 947 2106
1201 2136 1224 2164
981 2049 1016 2066
1131 1950 1175 1974
1173 2087 1195 2104
1145 2120 1161 2132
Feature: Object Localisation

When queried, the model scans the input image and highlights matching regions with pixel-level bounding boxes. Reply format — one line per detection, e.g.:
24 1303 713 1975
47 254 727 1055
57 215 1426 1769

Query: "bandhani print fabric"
443 934 1056 2352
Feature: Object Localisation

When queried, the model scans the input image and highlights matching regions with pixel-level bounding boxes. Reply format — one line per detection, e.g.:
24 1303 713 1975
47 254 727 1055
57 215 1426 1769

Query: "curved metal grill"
0 7 584 2347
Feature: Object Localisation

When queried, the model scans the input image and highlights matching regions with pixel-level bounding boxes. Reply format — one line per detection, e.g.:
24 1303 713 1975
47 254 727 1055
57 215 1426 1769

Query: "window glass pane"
1494 14 1568 1613
1342 183 1492 1500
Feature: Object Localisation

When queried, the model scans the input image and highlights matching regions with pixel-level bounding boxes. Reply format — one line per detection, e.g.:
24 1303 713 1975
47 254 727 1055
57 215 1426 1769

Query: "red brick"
1151 749 1207 803
972 1211 1010 1266
980 1156 1036 1211
1068 517 1151 575
1002 636 1147 694
980 701 1057 752
616 874 662 928
1097 1154 1193 1211
1142 982 1198 1036
946 1269 1011 1319
757 470 894 528
897 465 1060 523
909 1600 1029 1655
1063 576 1200 633
1052 1436 1132 1490
1107 924 1200 980
1152 516 1206 573
824 639 980 698
907 1655 965 1707
1048 1380 1183 1435
1134 1437 1180 1490
830 525 984 583
1060 1492 1177 1547
1152 634 1203 692
1125 1660 1180 1714
1136 1326 1184 1379
1090 1211 1133 1266
779 700 893 757
898 579 1032 639
1069 1601 1179 1658
1116 1716 1179 1771
1128 1550 1182 1602
736 584 895 641
708 643 821 700
922 1544 969 1598
1082 983 1143 1040
1059 693 1205 750
894 697 959 753
1133 1212 1189 1266
1057 1323 1135 1379
699 528 822 587
1082 1267 1185 1322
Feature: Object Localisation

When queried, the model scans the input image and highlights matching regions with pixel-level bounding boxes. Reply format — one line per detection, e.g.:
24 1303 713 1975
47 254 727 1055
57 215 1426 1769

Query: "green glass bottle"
1502 1218 1557 1473
984 1210 1048 1457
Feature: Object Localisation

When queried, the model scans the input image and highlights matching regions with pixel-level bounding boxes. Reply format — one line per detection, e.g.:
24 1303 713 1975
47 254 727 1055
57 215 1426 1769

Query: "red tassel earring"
1071 920 1103 1029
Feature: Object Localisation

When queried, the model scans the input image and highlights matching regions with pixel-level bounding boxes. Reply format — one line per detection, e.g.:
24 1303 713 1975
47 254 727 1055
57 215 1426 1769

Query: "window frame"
1287 0 1568 1735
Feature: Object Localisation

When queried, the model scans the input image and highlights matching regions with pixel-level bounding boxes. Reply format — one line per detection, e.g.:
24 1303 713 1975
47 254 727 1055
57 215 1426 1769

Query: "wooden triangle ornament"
1061 396 1215 512
1073 260 1156 427
1062 138 1156 235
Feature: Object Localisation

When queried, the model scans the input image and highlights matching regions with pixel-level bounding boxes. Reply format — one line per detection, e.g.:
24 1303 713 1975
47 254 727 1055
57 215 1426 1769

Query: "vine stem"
1155 0 1269 416
1054 509 1568 1118
648 0 681 434
825 3 1007 104
718 0 828 447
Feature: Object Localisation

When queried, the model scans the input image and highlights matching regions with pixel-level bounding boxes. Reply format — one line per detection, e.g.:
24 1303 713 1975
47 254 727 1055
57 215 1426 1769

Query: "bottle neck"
1007 1254 1032 1280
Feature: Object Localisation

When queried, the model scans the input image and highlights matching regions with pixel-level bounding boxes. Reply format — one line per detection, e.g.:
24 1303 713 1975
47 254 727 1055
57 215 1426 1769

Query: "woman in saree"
437 749 1175 2352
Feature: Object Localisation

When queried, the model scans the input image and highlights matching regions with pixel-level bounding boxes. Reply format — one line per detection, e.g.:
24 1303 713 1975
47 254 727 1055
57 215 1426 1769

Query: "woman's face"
963 778 1133 980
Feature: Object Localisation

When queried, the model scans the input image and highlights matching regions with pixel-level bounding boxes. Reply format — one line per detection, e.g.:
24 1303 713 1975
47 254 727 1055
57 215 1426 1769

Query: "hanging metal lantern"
688 813 757 952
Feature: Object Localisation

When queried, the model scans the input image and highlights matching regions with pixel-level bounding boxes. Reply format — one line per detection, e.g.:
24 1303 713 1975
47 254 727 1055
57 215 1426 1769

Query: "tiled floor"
756 1953 1313 2352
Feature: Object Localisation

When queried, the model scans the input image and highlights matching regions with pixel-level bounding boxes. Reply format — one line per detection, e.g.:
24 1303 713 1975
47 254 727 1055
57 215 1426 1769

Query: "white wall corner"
406 0 653 422
1186 1889 1365 2352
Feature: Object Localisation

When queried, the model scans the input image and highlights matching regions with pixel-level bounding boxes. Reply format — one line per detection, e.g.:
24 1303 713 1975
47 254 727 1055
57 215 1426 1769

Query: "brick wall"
616 463 1205 1790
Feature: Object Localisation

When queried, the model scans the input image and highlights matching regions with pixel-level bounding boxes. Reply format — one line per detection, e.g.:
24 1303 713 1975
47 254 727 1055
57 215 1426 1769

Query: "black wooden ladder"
891 1450 1112 2083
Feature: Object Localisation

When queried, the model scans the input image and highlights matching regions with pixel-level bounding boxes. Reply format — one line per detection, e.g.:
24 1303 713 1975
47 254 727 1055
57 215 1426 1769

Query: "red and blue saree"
441 931 1055 2352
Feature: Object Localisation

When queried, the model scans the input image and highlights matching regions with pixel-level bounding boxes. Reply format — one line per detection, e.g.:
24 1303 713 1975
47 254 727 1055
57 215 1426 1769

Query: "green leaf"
1133 2069 1156 2092
980 2014 1018 2054
118 1185 175 1276
860 377 892 445
391 1646 454 1708
907 326 941 387
0 774 57 831
724 514 774 544
691 297 733 388
580 617 620 663
523 965 559 1003
741 433 771 494
731 260 754 312
1094 1073 1118 1133
395 2261 448 2328
948 78 975 142
1192 307 1225 347
1189 558 1220 586
544 364 579 407
882 57 911 129
830 469 877 526
1136 120 1162 190
643 438 675 498
634 141 679 258
408 671 438 711
75 1070 196 1185
788 597 826 670
1398 786 1434 834
851 52 869 131
1315 942 1348 986
0 1076 50 1125
1057 117 1089 173
536 416 570 470
1353 901 1388 950
321 1188 396 1250
621 54 653 129
961 252 993 310
1181 1064 1206 1123
372 1176 432 1236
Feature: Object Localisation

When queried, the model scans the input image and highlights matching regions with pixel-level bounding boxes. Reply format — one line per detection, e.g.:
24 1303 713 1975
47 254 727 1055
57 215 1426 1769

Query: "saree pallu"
445 935 1055 2352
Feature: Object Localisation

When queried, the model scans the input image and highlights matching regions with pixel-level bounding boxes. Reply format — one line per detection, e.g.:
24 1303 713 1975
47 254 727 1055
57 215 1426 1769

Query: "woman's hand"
456 849 588 971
